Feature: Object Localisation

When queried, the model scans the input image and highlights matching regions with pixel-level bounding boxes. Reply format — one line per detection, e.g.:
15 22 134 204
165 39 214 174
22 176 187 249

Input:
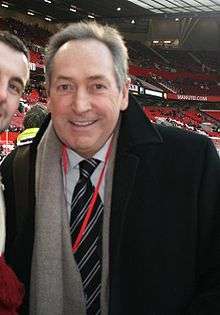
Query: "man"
0 31 29 313
1 22 220 315
16 102 48 146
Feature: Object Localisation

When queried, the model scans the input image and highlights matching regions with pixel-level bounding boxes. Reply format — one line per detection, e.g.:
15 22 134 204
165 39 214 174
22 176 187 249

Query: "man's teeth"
73 121 94 126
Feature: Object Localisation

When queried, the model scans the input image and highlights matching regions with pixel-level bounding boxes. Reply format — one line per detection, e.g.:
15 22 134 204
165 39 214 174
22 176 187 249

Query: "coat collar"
118 94 163 154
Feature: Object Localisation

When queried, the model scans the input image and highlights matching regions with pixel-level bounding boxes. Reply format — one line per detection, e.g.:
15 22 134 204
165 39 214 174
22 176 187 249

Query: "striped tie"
70 158 103 315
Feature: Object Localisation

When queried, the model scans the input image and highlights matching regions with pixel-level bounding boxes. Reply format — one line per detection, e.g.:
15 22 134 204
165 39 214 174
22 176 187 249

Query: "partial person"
16 102 48 146
0 31 29 314
1 22 220 315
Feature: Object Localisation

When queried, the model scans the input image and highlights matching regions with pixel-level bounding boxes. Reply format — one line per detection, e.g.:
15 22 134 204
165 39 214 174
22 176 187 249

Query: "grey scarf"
30 122 86 315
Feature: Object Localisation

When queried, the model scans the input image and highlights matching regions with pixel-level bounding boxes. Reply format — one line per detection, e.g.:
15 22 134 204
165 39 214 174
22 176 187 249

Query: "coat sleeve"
0 150 17 255
186 138 220 314
0 186 6 255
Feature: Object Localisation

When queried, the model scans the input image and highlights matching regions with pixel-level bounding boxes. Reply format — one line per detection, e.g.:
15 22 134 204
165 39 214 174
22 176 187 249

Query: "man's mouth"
71 120 96 127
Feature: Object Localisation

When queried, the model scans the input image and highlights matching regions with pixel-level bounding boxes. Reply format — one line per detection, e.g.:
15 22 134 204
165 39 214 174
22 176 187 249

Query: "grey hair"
45 21 129 90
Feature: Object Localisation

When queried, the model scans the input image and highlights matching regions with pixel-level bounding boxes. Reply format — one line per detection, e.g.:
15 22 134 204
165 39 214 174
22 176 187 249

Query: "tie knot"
79 158 100 181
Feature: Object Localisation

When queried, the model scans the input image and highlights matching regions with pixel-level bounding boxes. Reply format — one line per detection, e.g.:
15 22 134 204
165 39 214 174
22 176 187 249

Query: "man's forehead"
0 41 28 61
0 41 29 85
55 38 113 62
53 40 114 70
60 38 107 50
50 39 117 86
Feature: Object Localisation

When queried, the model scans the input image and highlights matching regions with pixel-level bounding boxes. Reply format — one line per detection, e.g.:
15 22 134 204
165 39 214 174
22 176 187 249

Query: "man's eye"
95 84 106 90
90 83 108 94
9 83 22 95
58 84 70 90
57 84 74 93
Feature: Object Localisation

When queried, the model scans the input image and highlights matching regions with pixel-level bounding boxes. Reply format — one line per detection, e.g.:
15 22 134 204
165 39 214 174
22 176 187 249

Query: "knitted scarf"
30 122 86 315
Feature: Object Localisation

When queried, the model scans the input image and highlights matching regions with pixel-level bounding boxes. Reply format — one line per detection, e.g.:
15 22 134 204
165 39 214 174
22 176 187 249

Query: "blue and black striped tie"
70 158 103 315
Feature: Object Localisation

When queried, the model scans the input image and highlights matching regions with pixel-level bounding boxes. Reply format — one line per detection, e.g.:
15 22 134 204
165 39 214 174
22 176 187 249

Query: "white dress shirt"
63 137 112 220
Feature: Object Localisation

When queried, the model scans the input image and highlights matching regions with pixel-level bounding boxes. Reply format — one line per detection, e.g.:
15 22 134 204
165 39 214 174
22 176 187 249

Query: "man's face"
0 42 29 131
48 39 129 158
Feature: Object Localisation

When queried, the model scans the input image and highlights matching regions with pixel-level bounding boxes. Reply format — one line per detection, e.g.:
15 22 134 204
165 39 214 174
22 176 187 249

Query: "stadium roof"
3 0 220 23
1 0 220 33
128 0 220 14
1 0 150 22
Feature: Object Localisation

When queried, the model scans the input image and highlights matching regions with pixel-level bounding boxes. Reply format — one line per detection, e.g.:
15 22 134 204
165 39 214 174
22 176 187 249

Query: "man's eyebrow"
87 75 109 82
55 75 73 81
54 75 110 83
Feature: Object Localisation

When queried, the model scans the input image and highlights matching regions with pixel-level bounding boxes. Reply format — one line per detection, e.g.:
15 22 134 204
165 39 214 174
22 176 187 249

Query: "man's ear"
45 80 50 97
47 97 51 112
120 77 130 111
45 82 51 112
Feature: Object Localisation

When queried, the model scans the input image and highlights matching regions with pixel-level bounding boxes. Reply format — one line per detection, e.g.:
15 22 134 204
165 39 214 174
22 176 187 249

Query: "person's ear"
120 77 130 111
45 81 51 112
45 80 50 98
47 97 51 112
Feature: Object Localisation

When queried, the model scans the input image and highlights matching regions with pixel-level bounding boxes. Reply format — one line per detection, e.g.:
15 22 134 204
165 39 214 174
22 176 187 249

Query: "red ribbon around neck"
62 142 112 253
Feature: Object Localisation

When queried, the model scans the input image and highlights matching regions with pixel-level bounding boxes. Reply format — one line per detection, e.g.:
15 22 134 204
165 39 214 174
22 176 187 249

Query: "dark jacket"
2 97 220 314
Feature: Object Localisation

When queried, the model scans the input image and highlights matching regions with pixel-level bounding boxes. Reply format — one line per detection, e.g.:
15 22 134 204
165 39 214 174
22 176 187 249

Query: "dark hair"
23 103 48 129
45 21 128 90
0 31 29 60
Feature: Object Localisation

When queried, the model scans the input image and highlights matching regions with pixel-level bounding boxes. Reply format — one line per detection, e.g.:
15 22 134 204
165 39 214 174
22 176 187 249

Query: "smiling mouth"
71 120 97 127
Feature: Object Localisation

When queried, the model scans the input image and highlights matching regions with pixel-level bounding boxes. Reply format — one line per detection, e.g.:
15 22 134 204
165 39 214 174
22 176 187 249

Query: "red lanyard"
62 142 112 253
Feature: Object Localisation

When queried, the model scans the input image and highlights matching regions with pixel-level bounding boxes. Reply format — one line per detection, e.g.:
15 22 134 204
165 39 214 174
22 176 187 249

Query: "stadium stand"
0 16 220 159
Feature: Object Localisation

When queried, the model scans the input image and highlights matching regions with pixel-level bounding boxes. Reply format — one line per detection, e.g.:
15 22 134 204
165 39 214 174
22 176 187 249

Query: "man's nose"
0 84 7 103
72 89 91 113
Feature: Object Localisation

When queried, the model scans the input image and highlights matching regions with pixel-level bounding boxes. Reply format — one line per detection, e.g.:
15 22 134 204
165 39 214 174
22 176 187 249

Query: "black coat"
2 97 220 314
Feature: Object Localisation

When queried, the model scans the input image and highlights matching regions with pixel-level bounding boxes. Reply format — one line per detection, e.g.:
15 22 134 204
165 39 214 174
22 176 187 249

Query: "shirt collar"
66 136 112 170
